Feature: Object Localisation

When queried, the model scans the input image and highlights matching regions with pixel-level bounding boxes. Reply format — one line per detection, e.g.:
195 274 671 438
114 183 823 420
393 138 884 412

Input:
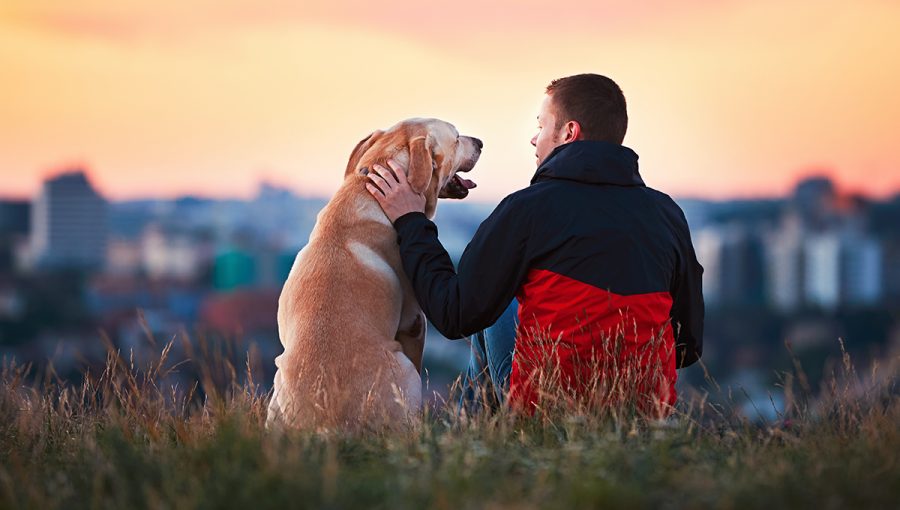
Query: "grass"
0 332 898 510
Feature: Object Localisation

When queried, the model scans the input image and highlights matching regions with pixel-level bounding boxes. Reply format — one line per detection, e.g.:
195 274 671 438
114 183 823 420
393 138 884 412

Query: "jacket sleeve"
392 196 531 339
669 209 705 368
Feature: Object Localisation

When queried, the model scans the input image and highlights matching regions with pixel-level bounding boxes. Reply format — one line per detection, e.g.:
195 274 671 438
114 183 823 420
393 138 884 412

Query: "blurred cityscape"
1 169 898 408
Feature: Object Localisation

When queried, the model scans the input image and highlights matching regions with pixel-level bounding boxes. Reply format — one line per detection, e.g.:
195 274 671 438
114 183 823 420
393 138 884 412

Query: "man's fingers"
364 159 426 223
367 172 391 193
371 164 397 189
365 183 385 199
366 177 384 194
386 159 408 185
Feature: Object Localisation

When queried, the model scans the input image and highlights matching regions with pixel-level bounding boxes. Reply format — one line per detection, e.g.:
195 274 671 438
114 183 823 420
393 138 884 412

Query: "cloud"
4 0 738 44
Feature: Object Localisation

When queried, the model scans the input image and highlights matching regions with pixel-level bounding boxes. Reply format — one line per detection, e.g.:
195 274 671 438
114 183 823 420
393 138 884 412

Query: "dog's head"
345 118 482 217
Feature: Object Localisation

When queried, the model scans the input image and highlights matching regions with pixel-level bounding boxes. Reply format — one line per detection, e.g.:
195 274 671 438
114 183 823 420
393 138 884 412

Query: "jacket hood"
530 140 644 187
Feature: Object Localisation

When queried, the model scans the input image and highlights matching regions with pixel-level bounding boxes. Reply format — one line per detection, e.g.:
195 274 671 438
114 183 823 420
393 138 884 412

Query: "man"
366 74 703 417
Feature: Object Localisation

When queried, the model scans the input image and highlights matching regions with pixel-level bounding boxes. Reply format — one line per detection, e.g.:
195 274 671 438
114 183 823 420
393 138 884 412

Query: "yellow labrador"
267 118 481 431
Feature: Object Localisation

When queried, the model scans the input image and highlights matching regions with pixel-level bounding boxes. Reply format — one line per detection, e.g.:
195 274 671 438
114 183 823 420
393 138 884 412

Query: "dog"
266 118 481 432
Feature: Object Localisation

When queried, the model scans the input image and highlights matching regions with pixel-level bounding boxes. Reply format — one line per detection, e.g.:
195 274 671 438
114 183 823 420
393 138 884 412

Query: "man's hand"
365 159 426 223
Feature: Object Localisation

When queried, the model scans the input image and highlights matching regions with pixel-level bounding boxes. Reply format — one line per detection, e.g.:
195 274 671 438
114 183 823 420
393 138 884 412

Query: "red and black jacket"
393 140 704 410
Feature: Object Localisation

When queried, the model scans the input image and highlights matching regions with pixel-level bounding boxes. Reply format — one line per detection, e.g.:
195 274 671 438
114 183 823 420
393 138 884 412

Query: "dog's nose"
471 137 483 150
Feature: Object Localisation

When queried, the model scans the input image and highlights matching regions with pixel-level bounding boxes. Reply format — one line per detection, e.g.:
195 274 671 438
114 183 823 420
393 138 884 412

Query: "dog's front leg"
396 310 425 374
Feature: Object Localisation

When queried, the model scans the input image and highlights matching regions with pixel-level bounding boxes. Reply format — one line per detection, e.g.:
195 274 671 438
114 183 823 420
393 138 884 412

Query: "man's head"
531 73 628 166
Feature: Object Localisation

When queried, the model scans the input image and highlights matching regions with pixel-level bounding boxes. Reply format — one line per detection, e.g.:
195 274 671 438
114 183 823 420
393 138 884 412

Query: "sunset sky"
1 0 899 202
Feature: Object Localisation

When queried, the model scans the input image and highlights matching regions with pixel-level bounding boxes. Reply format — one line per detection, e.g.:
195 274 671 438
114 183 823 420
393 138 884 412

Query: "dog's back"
267 186 420 432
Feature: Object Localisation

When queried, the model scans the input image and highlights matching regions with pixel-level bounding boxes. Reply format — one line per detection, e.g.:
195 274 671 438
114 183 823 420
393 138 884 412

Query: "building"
840 233 882 306
696 225 766 308
804 230 882 310
804 233 841 309
766 215 806 312
0 201 29 235
883 239 900 304
792 176 838 230
140 224 213 281
105 238 143 276
0 200 30 272
30 170 108 270
695 228 723 305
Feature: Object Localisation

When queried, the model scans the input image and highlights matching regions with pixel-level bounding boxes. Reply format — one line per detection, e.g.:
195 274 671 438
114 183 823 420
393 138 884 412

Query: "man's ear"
407 135 434 194
563 120 582 143
345 130 383 177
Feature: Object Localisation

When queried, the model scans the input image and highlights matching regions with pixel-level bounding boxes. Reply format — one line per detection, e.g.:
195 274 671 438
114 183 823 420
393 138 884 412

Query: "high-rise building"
0 200 30 272
766 215 805 312
697 225 766 308
883 239 900 304
841 234 882 306
804 233 841 309
30 170 108 270
0 201 29 235
695 228 723 305
792 176 837 230
804 230 882 309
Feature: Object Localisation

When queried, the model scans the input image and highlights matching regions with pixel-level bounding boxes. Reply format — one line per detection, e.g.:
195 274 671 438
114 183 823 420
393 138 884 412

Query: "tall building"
30 170 108 270
697 225 766 308
883 239 900 304
695 228 723 305
0 200 30 272
804 230 882 309
840 234 882 306
792 176 837 230
0 201 29 235
766 215 805 312
804 233 841 309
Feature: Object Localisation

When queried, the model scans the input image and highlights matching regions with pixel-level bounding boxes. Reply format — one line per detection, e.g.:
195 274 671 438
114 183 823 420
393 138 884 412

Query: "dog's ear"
345 130 383 178
407 135 434 194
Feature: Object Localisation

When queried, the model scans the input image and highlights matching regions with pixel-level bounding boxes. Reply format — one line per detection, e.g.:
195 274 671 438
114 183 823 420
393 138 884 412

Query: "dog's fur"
266 118 481 432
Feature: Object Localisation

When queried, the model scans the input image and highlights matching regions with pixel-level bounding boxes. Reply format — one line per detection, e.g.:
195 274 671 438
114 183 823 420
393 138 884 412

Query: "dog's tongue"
458 177 477 189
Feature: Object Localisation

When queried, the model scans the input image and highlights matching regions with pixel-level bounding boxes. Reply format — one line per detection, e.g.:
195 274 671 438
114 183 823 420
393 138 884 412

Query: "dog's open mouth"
439 152 479 199
439 172 477 199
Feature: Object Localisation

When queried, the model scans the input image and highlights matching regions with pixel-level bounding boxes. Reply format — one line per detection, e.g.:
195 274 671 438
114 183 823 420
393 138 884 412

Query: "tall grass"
0 328 897 509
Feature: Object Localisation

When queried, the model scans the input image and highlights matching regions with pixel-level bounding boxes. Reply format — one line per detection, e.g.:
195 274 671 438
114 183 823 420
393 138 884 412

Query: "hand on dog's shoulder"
366 159 426 224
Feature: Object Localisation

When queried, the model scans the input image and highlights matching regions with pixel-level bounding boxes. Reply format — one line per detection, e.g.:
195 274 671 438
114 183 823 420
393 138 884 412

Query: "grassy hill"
1 337 897 509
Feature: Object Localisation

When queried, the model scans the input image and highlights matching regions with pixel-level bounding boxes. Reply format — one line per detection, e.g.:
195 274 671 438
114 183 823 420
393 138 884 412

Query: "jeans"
461 298 518 410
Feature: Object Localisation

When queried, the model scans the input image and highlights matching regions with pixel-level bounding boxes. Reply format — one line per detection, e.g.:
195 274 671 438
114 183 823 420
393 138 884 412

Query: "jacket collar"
530 140 644 187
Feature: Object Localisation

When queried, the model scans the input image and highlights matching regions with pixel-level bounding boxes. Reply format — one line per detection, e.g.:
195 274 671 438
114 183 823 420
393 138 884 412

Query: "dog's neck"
342 170 437 221
353 186 395 227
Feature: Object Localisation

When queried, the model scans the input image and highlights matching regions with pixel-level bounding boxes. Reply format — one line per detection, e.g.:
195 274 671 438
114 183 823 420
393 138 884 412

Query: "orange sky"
1 0 899 202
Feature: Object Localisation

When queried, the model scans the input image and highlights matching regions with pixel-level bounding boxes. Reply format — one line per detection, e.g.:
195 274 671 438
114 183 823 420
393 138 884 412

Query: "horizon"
2 1 900 202
1 165 898 205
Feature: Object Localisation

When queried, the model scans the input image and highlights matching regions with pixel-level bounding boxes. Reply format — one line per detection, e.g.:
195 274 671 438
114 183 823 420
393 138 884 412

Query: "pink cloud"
7 0 739 43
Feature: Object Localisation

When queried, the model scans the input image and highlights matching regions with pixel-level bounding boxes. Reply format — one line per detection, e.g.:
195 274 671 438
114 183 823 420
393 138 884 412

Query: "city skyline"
2 163 899 205
5 169 896 312
2 1 900 201
1 163 897 414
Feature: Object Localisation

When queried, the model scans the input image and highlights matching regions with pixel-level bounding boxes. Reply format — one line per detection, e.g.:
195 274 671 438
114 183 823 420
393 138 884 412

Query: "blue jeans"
461 298 518 410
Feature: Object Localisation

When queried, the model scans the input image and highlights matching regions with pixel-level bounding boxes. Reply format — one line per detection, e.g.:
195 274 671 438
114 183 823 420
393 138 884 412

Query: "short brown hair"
546 74 628 144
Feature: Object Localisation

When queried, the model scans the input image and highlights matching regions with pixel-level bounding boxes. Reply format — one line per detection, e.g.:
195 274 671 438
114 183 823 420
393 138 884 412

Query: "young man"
366 74 704 416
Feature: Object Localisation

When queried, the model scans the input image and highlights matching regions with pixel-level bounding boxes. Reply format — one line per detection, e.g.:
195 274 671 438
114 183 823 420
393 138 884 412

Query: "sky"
1 0 899 202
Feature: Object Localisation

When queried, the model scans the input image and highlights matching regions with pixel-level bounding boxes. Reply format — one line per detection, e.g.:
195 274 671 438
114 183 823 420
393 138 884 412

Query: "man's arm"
392 199 530 338
366 161 531 339
670 211 705 368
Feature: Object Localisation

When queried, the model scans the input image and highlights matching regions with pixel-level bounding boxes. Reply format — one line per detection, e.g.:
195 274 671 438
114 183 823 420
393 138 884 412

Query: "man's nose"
530 134 537 146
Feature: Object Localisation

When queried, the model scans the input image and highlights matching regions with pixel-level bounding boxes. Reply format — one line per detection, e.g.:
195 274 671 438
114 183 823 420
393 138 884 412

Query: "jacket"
393 140 704 411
